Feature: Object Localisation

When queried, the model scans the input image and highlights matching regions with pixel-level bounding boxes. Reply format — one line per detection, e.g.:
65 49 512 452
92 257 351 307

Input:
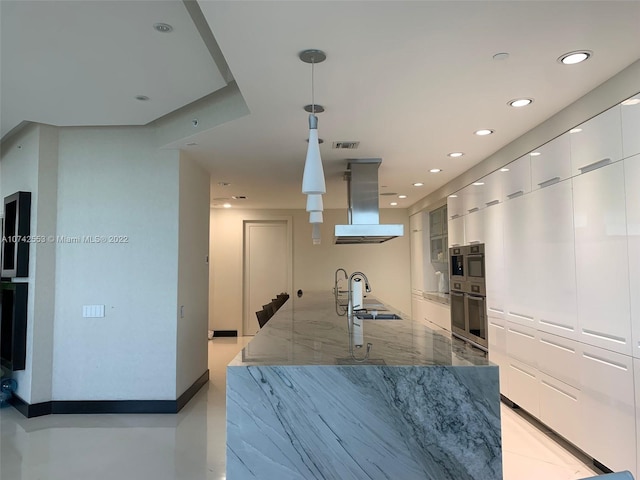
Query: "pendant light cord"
311 57 316 115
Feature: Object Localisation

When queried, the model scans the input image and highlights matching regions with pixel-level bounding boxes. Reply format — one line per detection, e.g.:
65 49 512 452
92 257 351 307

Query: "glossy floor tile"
0 336 604 480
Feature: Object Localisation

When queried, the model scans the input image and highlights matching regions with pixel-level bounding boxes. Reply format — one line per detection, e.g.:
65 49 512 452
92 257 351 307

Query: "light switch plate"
83 305 105 318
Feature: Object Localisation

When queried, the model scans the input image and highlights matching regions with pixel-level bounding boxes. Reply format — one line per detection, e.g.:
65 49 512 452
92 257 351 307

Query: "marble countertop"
229 291 488 367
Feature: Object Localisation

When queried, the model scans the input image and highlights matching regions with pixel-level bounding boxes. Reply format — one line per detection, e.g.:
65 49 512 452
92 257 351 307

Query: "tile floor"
0 336 603 480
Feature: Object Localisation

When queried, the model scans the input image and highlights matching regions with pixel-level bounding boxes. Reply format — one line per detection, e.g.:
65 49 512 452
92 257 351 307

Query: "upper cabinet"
531 133 572 189
570 105 623 177
622 94 640 160
481 170 505 207
447 192 464 219
501 155 531 199
461 183 484 214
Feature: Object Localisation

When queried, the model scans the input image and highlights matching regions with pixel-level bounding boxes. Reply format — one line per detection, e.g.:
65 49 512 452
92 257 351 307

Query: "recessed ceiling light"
448 152 464 158
430 169 442 173
449 195 458 198
474 129 494 136
558 50 592 65
569 128 583 134
223 203 232 208
306 138 324 144
621 98 640 106
186 142 198 146
135 95 149 101
413 182 424 187
472 182 485 186
398 195 407 199
218 182 231 186
500 168 510 172
153 23 173 33
509 98 533 108
530 152 541 156
390 202 398 206
232 195 246 200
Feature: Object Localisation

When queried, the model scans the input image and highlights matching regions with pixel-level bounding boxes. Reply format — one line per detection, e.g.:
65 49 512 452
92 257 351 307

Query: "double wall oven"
449 244 487 350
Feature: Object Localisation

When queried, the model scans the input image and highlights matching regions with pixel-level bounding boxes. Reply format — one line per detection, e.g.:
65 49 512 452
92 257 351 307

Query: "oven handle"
450 291 465 297
467 294 486 300
467 253 484 258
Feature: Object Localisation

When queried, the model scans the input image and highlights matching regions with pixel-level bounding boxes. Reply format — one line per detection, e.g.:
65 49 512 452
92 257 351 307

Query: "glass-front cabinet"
429 205 448 263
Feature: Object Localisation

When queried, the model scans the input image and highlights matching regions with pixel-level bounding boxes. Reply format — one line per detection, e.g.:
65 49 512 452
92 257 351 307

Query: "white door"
243 220 290 335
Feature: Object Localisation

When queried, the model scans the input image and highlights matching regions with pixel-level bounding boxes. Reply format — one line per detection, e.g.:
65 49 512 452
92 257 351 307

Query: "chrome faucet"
347 271 371 319
346 271 373 362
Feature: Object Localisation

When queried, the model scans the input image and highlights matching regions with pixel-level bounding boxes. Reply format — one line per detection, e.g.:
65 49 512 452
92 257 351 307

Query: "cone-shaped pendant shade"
306 194 324 212
309 211 323 224
302 115 326 194
312 223 321 245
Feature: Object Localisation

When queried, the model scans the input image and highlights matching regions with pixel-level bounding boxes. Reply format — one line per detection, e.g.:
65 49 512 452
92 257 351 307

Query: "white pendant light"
309 211 323 224
306 194 323 212
300 49 327 195
312 223 321 245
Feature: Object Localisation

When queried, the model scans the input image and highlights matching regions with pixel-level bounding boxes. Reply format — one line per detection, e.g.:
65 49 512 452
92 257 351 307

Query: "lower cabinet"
537 332 580 389
539 372 581 450
422 298 450 331
579 344 636 476
488 315 508 397
506 322 538 368
506 357 540 417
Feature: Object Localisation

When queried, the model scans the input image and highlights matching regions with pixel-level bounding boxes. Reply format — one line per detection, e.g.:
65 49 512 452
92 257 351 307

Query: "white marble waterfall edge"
227 364 502 480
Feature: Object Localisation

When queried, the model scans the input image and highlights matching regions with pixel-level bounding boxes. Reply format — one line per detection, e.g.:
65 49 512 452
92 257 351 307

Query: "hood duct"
334 158 404 244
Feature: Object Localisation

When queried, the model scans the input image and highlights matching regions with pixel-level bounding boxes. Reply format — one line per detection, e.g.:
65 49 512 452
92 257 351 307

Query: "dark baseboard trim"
213 330 238 337
177 369 209 411
500 394 518 409
593 459 613 474
9 369 209 418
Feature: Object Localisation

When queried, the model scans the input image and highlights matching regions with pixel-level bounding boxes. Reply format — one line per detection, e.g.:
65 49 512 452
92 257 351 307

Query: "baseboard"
213 330 238 337
9 369 209 418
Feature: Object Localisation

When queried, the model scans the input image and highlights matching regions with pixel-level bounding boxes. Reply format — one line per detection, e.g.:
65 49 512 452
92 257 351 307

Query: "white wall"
52 126 180 400
176 153 210 396
210 208 411 333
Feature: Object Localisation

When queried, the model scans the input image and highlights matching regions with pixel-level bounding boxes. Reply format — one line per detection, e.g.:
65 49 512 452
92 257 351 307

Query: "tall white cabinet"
447 94 640 477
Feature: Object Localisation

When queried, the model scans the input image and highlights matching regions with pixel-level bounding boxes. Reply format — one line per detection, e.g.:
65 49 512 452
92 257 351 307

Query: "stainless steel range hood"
334 159 404 244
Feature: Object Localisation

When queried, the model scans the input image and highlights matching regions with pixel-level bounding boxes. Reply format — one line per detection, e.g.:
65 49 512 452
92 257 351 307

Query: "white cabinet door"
539 372 581 451
482 170 505 207
570 105 623 176
502 155 532 199
504 194 536 327
484 203 505 316
634 358 640 479
448 216 464 247
447 192 464 219
531 133 572 189
530 181 578 339
461 183 484 214
506 357 540 417
464 208 485 245
410 221 424 293
621 94 640 160
488 315 508 396
573 162 632 355
537 332 580 389
580 344 636 475
506 322 538 368
626 155 640 359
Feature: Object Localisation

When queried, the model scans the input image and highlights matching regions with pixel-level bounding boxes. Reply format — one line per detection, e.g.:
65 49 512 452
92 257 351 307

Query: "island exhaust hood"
334 159 404 244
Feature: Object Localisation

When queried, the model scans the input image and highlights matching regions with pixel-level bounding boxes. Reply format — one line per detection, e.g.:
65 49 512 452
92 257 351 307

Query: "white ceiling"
2 1 640 211
0 0 227 138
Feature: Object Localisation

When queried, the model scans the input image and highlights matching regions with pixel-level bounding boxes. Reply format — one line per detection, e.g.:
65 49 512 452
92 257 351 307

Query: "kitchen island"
227 291 501 480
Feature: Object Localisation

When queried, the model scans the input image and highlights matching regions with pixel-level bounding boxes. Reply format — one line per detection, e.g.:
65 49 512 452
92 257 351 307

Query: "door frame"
242 216 293 336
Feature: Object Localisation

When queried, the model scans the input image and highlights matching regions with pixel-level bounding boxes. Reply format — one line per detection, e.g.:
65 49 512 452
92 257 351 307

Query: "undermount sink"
355 313 402 320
